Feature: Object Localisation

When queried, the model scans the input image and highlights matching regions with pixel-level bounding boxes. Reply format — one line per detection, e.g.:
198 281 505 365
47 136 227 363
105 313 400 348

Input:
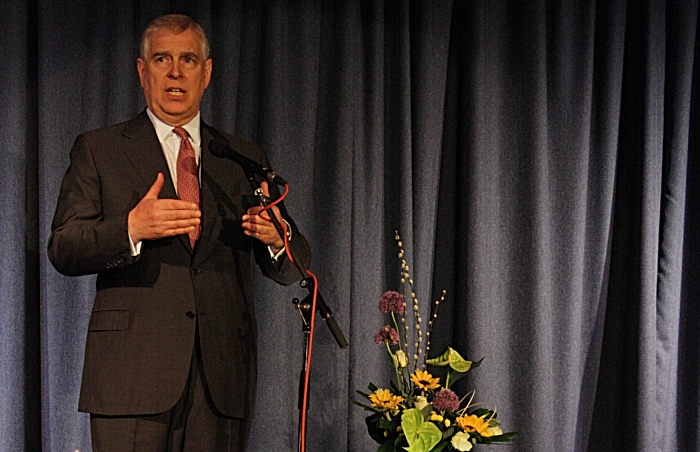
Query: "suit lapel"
121 111 192 254
198 123 221 248
121 112 178 200
196 122 256 266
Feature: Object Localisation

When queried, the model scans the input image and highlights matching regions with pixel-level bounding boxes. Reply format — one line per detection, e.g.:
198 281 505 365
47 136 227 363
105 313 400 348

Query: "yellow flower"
450 431 473 451
369 388 404 411
456 414 492 437
410 370 440 391
430 412 444 422
444 419 451 427
487 425 503 436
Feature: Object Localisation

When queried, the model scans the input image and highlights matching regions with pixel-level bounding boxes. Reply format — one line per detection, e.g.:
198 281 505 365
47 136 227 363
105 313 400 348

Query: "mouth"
165 88 186 97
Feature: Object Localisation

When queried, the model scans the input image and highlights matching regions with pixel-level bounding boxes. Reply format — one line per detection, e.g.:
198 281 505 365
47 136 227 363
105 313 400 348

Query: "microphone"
209 139 287 185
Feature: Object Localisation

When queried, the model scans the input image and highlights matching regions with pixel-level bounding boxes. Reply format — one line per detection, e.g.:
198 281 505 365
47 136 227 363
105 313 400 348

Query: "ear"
137 58 146 87
204 59 212 89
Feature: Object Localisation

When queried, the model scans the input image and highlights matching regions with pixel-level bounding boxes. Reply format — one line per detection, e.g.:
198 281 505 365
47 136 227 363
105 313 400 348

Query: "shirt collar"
146 108 202 148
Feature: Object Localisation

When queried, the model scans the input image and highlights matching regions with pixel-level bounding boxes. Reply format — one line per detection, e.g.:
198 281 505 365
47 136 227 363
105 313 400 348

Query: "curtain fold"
1 1 41 451
2 1 699 451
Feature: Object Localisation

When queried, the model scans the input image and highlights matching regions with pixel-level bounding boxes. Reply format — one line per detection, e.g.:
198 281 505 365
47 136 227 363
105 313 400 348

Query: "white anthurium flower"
395 350 408 368
451 431 473 451
413 395 429 411
487 425 503 436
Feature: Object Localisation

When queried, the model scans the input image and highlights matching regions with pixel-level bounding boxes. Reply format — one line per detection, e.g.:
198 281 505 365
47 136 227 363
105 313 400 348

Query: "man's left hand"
242 181 284 247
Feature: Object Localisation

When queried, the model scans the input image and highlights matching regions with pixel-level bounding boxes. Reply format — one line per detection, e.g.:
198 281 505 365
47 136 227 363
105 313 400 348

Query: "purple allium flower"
379 291 405 314
431 388 460 411
374 324 399 345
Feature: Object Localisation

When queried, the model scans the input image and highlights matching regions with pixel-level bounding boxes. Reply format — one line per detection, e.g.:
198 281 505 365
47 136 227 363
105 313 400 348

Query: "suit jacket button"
186 311 196 319
191 268 202 276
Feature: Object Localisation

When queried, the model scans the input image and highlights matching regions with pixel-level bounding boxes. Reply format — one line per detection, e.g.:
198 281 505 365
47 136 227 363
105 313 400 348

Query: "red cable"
259 184 317 452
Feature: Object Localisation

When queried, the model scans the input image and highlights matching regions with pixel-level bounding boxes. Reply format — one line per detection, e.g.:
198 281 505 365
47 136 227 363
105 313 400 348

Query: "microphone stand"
246 173 348 452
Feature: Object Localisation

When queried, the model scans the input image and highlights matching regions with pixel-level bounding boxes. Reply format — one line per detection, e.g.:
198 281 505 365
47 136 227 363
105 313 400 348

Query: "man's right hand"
127 173 201 243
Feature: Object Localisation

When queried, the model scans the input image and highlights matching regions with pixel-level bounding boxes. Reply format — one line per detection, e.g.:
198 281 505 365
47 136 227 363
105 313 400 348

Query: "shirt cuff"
268 245 286 261
128 232 142 257
268 219 292 261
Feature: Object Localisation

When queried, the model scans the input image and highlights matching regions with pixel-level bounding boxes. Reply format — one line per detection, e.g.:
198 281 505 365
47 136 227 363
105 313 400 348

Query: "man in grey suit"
48 14 310 451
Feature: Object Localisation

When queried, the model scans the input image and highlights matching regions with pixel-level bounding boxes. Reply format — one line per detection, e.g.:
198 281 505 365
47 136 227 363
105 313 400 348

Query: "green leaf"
426 347 479 373
356 389 371 399
478 431 518 444
369 382 380 391
379 417 400 430
351 399 380 413
366 413 399 445
432 440 450 452
419 403 433 420
469 408 494 419
401 408 442 452
378 438 396 452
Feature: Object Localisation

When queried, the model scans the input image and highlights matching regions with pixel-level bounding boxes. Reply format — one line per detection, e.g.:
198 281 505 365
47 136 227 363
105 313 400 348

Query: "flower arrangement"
353 232 516 452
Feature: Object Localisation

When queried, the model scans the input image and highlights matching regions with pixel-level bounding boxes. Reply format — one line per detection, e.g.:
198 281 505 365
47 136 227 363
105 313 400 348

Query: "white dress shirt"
129 109 286 259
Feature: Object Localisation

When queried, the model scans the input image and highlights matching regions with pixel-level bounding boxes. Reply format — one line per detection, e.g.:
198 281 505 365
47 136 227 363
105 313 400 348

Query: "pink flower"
374 325 399 345
379 291 405 314
432 388 460 411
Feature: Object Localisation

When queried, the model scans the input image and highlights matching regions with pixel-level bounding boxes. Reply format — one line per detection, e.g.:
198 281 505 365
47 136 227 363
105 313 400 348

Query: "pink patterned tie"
173 127 201 248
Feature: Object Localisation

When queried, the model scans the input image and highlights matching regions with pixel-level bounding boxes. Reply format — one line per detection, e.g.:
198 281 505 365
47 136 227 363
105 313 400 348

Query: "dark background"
2 1 699 451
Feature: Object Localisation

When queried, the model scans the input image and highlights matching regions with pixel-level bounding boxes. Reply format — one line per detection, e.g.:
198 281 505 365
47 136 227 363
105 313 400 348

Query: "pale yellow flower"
451 431 473 451
395 350 409 368
430 412 443 422
456 414 492 437
444 419 452 427
410 370 440 391
369 388 404 411
487 425 503 436
413 395 429 411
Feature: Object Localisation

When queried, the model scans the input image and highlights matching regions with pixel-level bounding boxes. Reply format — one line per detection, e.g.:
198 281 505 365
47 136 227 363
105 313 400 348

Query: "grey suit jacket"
48 111 310 419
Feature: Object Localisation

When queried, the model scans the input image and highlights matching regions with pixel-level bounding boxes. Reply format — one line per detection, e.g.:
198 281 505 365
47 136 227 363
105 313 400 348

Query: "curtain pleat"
2 1 699 451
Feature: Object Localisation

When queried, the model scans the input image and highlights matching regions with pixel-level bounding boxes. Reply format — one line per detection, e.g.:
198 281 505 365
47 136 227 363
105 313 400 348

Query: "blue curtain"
1 1 699 451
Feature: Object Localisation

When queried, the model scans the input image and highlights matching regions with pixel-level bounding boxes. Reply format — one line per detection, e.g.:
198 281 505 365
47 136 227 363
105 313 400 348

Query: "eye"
182 56 198 67
153 55 171 65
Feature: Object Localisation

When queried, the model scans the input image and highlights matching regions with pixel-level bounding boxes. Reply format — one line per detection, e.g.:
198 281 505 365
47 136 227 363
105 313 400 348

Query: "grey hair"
140 14 210 60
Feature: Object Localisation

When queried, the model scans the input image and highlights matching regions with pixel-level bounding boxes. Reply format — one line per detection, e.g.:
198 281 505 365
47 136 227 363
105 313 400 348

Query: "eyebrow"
150 51 199 60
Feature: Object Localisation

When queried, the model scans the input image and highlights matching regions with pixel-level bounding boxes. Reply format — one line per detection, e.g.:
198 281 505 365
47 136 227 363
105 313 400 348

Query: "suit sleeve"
252 207 311 286
250 149 312 286
47 134 134 276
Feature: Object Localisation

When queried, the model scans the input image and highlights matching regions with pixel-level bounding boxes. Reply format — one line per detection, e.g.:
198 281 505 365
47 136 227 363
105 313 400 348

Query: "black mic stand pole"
246 174 348 452
292 285 314 451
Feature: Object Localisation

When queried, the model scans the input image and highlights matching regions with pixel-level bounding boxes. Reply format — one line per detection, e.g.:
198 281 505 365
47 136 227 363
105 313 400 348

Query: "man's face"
137 28 212 126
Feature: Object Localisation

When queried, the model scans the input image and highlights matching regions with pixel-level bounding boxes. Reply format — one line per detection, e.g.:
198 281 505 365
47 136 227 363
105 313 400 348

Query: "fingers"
243 204 280 225
144 173 165 199
245 205 268 218
242 220 280 245
260 181 270 197
241 194 283 246
157 198 200 213
155 219 199 236
128 174 201 242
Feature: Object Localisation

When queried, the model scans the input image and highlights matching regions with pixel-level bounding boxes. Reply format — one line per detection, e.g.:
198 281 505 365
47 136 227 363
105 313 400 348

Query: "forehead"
147 29 203 57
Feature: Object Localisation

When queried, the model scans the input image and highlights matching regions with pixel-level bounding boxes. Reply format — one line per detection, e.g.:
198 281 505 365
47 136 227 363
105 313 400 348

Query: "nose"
168 60 181 78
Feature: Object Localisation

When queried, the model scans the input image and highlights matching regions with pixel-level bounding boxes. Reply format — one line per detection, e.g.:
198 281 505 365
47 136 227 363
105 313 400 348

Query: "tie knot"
173 127 188 141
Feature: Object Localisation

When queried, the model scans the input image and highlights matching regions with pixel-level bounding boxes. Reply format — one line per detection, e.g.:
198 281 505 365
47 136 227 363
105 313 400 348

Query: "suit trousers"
90 327 251 452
